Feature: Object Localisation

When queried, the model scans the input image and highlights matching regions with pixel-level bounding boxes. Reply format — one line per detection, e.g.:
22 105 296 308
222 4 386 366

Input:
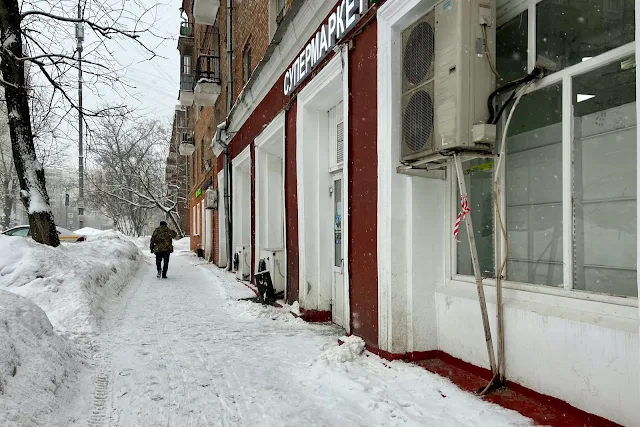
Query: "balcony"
179 73 195 106
193 0 220 26
178 22 194 50
194 55 221 106
179 133 196 156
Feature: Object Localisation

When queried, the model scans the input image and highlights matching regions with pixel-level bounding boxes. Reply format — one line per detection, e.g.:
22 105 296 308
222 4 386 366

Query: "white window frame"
451 0 637 307
192 205 197 236
196 201 201 236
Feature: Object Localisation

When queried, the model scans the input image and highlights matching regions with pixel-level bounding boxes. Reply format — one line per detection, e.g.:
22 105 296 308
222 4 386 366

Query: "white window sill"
442 278 638 334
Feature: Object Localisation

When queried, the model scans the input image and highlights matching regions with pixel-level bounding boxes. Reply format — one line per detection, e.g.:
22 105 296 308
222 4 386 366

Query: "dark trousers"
155 252 170 276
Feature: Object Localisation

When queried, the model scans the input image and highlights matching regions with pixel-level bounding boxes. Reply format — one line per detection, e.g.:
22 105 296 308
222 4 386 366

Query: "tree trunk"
0 0 59 246
2 180 13 229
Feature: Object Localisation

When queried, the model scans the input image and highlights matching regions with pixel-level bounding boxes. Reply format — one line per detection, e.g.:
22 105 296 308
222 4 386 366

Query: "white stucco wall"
436 283 639 426
378 1 640 425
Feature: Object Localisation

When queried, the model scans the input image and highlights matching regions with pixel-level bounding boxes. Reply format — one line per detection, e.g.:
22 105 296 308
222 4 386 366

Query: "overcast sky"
83 0 182 121
39 0 185 171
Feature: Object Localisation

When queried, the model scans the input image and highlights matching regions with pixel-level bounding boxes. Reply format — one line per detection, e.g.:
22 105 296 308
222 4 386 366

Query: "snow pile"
0 232 142 333
289 300 301 315
128 235 151 252
74 227 108 235
0 291 81 427
319 336 365 363
174 237 190 252
231 299 306 324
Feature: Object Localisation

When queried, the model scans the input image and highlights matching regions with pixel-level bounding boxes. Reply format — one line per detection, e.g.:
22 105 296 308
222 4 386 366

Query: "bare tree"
88 111 184 237
0 0 162 246
0 78 75 230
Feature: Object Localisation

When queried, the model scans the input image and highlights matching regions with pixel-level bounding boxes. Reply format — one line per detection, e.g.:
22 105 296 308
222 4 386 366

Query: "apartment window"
243 40 252 85
183 54 192 75
455 0 636 297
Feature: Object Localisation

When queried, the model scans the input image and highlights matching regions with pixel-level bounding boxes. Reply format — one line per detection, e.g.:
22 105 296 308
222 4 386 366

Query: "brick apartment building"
176 1 638 425
166 108 191 234
178 0 293 259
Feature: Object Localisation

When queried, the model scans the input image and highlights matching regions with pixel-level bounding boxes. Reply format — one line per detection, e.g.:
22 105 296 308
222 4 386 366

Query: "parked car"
2 225 86 242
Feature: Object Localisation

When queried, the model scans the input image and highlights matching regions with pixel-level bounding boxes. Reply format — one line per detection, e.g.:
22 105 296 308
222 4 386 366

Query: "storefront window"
572 57 637 297
505 84 563 287
497 10 528 83
456 159 495 278
453 1 637 300
536 0 634 72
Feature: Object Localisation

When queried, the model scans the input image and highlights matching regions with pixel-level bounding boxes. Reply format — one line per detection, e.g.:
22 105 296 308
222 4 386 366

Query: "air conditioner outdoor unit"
259 248 285 294
205 187 218 209
235 244 250 281
401 0 496 164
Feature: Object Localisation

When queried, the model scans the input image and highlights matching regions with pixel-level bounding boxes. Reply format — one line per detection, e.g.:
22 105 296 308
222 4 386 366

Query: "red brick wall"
200 0 271 264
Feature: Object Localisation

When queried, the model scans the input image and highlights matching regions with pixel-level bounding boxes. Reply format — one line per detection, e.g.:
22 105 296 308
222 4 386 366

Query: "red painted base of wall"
297 309 331 323
362 346 619 427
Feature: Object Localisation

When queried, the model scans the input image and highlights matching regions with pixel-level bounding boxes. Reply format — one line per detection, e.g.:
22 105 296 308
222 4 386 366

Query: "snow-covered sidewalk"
82 250 534 427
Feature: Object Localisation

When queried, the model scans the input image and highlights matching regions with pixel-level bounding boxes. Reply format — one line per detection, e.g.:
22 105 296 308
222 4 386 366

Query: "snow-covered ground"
72 250 534 427
0 234 534 426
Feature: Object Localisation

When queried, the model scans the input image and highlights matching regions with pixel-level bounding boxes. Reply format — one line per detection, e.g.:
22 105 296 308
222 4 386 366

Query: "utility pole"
76 3 85 229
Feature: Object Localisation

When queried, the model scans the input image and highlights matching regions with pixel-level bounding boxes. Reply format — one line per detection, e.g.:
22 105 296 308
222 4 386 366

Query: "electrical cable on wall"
479 81 535 396
481 24 500 79
275 258 286 279
487 68 544 125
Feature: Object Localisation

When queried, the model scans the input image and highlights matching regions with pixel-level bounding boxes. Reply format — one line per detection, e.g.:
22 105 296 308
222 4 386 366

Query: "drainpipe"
226 0 233 114
224 146 232 271
224 0 233 271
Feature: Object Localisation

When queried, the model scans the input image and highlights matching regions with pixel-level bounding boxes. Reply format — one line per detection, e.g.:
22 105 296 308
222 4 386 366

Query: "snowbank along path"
84 249 534 427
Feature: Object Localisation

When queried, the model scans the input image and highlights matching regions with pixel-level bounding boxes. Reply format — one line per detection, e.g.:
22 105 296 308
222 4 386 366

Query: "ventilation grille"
401 10 436 161
401 81 435 158
402 11 435 93
328 101 344 167
337 121 344 164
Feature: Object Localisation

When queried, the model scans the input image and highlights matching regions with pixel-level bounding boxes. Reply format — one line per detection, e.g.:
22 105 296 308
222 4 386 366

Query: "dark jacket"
150 225 177 253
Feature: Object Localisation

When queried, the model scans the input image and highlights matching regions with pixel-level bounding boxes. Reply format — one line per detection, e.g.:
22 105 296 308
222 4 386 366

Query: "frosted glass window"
505 84 563 287
456 159 495 278
572 57 637 297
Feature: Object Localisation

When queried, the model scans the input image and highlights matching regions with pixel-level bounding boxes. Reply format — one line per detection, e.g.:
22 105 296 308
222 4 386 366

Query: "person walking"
150 221 178 279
